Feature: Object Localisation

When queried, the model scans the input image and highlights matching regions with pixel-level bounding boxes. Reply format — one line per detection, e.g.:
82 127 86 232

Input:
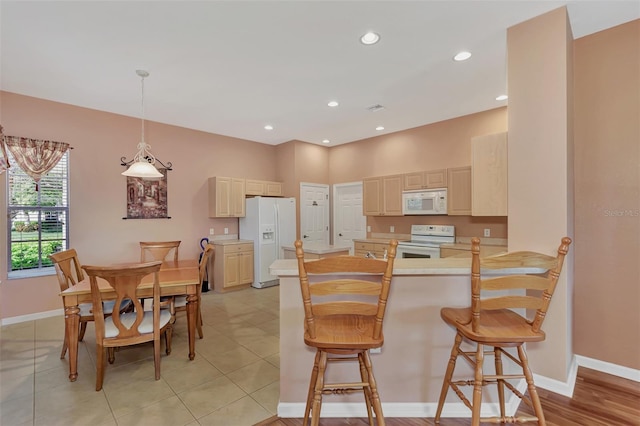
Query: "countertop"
270 257 548 277
210 239 253 246
282 242 351 255
440 242 507 250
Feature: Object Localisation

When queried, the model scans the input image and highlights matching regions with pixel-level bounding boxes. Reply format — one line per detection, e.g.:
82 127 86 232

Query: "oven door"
396 244 440 259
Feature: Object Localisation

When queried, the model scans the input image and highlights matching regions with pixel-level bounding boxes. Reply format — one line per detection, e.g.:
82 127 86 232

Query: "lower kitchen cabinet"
212 242 254 292
353 241 389 258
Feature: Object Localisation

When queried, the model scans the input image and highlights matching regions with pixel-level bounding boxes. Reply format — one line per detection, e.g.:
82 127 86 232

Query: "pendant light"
121 70 163 179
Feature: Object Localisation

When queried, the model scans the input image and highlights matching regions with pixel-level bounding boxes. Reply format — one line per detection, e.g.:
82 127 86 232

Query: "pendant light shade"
122 70 163 180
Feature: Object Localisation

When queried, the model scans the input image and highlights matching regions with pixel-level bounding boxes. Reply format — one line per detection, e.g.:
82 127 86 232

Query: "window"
7 151 69 277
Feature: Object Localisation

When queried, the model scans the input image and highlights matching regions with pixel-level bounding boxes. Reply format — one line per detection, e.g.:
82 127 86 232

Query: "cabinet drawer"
222 243 253 253
354 242 374 251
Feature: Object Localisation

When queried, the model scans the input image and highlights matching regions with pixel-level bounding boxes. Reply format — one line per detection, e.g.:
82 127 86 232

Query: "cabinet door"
362 178 381 216
382 175 403 216
231 178 246 217
265 182 283 196
403 172 425 190
472 132 508 216
447 167 472 215
208 177 231 217
223 252 240 288
245 179 266 196
425 169 447 188
239 250 254 284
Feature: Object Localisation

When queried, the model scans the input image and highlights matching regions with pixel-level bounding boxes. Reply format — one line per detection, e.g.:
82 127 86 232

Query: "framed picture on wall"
125 168 168 219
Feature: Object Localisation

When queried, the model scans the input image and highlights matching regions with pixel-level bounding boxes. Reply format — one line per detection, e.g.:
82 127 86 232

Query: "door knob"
303 235 309 238
338 233 343 236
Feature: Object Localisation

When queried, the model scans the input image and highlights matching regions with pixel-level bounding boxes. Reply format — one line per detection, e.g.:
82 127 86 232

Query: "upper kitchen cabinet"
363 174 403 216
403 169 447 190
447 166 472 215
472 132 508 216
245 179 283 197
208 177 246 218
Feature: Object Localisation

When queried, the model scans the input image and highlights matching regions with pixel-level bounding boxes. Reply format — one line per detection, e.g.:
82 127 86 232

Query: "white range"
396 224 455 259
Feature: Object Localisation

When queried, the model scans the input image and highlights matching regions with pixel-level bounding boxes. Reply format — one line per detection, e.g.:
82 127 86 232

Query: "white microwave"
402 188 447 215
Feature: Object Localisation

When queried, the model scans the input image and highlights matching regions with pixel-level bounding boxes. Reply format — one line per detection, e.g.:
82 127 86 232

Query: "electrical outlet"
484 228 491 237
209 228 215 235
224 228 229 235
390 226 395 233
367 226 371 232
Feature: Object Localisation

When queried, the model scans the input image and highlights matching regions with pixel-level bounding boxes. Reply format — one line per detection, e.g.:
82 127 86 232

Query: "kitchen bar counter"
271 255 545 418
282 241 351 257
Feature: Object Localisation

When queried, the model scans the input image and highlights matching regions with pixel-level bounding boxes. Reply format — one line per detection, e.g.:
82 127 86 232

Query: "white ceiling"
1 1 638 146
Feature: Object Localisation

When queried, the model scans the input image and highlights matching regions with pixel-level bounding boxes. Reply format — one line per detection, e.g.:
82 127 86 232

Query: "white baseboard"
575 354 640 382
533 354 579 397
1 308 63 326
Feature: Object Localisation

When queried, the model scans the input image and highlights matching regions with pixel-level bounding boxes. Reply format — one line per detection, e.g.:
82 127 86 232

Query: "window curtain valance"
3 135 70 183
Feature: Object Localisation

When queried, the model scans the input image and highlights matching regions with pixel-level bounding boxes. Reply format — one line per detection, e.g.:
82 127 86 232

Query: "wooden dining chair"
295 239 398 426
50 248 131 359
172 243 214 338
434 237 572 425
82 261 173 391
139 240 181 313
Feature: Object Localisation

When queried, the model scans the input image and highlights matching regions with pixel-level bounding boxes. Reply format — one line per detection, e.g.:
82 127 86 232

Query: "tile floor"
0 286 281 426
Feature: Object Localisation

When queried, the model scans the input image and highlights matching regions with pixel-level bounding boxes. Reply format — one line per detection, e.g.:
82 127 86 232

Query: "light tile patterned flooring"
0 286 281 426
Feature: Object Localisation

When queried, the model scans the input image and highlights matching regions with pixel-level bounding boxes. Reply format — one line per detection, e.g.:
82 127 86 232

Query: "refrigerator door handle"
274 202 280 259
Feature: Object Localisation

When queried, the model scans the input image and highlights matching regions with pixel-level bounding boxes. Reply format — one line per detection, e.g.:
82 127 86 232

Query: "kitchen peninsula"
270 256 546 418
282 241 351 259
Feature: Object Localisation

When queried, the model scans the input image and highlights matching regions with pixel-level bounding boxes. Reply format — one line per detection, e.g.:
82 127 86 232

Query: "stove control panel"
410 224 455 237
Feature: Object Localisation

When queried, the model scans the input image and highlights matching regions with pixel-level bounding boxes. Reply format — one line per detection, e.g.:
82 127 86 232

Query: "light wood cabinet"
353 241 389 258
362 174 403 216
403 169 447 190
208 177 246 218
245 179 283 197
213 242 254 292
447 166 472 215
472 132 508 216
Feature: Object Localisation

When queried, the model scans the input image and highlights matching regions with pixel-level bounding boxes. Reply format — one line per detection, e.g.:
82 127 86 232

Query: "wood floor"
256 367 640 426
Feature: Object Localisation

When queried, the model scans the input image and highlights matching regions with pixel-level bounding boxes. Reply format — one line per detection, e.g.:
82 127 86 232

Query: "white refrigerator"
239 197 296 288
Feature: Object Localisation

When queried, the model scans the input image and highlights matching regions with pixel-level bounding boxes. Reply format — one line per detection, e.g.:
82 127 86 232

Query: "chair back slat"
140 241 181 262
50 249 84 291
470 237 571 333
481 275 550 291
481 296 543 311
309 279 381 296
313 301 379 316
296 239 397 341
83 261 162 342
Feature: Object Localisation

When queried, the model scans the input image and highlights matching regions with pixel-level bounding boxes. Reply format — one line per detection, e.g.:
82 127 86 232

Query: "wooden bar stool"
435 237 571 425
295 239 398 426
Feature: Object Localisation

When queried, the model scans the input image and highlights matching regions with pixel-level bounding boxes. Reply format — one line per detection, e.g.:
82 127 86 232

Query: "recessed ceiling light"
322 139 330 144
264 125 274 130
360 32 380 45
327 101 339 107
453 51 472 61
496 95 508 101
376 126 385 131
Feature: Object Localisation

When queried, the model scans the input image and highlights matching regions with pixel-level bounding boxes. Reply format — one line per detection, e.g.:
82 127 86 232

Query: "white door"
300 183 329 244
333 182 366 252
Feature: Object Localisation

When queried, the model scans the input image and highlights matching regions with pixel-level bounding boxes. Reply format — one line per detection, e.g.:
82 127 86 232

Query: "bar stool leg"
494 347 506 419
310 351 328 426
358 352 374 424
362 350 385 426
518 345 546 426
471 343 485 426
304 350 321 425
435 332 463 423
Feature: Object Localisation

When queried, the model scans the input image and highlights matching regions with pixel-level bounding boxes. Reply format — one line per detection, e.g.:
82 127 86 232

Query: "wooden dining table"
59 259 200 382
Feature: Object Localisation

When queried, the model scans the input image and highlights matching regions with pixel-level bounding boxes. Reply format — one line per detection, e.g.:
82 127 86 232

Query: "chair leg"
60 323 69 359
310 351 328 426
362 350 385 426
154 335 161 380
165 325 173 355
471 343 485 426
196 308 204 339
78 321 88 342
107 347 115 364
96 344 105 391
304 350 321 425
358 352 374 425
494 347 506 419
518 345 546 426
435 332 463 423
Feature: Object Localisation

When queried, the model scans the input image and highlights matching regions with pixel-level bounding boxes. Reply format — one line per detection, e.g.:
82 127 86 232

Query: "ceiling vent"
366 104 385 112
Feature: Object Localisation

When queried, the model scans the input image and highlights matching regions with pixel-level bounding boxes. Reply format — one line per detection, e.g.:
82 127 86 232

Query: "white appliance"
402 188 447 215
396 224 455 259
240 196 296 288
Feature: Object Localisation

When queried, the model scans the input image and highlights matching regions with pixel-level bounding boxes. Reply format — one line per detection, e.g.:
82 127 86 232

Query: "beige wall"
329 108 509 238
0 91 279 319
507 7 574 381
573 20 640 370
